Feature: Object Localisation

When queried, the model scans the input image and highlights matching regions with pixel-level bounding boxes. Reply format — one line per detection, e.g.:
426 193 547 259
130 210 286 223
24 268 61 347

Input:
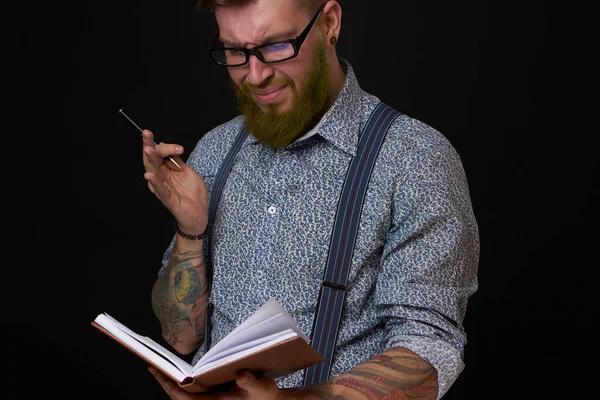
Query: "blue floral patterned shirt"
160 60 479 398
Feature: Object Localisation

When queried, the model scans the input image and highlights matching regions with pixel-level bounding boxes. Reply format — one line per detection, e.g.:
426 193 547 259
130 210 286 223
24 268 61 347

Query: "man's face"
215 0 331 147
231 41 329 148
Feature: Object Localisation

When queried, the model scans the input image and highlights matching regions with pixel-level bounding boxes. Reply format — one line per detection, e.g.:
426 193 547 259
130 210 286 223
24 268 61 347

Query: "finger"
149 367 196 400
142 131 162 172
144 172 171 201
141 129 155 145
143 132 185 172
154 142 185 161
141 130 158 158
142 144 159 165
147 180 157 196
149 367 178 399
235 371 277 395
142 144 185 175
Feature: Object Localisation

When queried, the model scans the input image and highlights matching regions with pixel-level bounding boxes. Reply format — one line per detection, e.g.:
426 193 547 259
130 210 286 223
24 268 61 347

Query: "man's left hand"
149 366 291 400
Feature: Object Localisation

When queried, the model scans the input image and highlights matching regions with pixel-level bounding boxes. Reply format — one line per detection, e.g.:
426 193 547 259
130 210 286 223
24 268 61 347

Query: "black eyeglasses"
209 6 323 67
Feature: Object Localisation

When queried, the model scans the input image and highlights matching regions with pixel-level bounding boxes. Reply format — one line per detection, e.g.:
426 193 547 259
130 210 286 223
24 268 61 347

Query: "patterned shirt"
160 60 480 399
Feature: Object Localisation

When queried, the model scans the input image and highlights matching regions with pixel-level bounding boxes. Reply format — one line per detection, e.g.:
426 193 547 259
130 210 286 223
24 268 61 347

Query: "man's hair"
197 0 327 15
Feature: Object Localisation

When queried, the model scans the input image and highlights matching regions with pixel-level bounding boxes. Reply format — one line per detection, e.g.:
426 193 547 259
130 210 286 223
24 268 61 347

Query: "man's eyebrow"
217 36 239 47
218 29 299 48
262 29 298 43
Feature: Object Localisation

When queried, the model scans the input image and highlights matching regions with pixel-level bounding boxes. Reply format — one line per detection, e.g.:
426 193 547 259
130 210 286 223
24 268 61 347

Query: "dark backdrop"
4 1 594 399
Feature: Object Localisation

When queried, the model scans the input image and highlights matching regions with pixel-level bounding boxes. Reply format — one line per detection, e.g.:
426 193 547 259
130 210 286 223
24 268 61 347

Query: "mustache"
240 77 296 95
230 39 329 148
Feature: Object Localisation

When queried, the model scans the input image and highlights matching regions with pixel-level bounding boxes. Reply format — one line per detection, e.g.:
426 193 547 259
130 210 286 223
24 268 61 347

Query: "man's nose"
245 54 274 86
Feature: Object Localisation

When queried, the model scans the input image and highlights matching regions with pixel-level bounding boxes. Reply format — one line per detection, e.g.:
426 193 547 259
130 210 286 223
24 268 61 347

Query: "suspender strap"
303 102 400 386
202 125 249 353
200 103 401 378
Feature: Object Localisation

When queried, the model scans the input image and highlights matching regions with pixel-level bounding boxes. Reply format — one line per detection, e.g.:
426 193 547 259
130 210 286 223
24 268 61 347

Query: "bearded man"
141 0 480 399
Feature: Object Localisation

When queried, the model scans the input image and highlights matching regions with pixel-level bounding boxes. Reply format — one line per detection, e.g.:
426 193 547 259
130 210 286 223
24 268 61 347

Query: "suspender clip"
322 280 347 291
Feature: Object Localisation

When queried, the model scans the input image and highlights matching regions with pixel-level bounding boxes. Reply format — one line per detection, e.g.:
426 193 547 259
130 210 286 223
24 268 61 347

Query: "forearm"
151 237 208 355
292 347 438 400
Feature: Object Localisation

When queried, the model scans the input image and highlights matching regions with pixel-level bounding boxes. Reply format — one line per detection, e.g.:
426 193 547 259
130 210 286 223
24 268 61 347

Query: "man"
142 0 479 398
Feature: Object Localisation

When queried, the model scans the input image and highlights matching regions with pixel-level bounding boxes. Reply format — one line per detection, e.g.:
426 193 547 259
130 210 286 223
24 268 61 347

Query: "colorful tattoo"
310 348 439 400
151 248 207 346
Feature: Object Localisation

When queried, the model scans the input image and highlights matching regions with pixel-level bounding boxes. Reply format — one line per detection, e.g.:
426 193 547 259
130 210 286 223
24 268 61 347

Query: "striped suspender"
202 125 249 353
302 102 400 386
202 103 400 385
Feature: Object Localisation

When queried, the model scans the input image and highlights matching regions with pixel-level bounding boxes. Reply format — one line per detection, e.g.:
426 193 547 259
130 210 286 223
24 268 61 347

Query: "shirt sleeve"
159 235 176 276
374 124 480 399
158 116 246 277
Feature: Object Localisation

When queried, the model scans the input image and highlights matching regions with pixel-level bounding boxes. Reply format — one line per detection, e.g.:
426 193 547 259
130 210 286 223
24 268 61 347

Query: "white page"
202 312 283 364
193 329 297 375
95 314 189 382
200 299 308 367
226 298 287 337
96 313 193 377
197 327 295 368
101 313 193 374
231 299 308 341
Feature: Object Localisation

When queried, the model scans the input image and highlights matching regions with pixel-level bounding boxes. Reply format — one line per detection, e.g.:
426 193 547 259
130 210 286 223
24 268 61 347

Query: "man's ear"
322 1 342 45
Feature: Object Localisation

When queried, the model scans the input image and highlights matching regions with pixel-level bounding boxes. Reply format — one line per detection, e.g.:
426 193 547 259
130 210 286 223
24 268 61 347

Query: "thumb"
236 371 280 397
235 370 256 389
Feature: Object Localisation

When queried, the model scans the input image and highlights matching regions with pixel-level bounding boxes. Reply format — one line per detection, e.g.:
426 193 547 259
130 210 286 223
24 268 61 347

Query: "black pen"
118 108 182 170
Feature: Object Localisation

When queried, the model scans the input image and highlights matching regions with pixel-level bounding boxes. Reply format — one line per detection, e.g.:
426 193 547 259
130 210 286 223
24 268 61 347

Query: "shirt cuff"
386 335 465 399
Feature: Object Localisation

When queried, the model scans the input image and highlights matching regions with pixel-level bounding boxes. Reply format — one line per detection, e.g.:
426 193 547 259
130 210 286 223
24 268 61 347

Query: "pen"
118 108 182 170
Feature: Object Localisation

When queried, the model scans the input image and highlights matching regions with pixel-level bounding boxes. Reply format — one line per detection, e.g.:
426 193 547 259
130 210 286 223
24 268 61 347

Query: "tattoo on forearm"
151 248 207 346
311 348 438 400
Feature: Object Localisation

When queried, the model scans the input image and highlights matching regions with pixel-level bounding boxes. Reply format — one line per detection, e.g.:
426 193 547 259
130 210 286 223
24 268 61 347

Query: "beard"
231 40 329 148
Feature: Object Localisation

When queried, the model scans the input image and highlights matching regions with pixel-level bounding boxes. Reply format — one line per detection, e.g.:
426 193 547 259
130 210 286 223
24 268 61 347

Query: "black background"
4 0 595 398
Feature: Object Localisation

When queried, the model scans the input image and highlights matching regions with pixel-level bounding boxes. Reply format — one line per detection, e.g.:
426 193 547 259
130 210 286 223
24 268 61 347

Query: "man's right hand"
141 129 209 236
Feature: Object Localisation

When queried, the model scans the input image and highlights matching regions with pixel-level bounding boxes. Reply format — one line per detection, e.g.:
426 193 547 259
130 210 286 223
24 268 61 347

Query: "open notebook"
92 298 324 392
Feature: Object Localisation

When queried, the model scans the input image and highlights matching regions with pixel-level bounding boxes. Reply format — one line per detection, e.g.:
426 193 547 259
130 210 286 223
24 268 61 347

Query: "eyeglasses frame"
208 6 324 67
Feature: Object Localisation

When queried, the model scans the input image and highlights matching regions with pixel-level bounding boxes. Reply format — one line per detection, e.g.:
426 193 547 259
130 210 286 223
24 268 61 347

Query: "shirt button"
267 205 277 214
255 269 265 279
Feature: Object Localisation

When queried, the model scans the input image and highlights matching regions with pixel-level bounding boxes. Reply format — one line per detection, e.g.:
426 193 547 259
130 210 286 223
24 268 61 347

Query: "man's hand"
141 129 209 234
149 347 438 399
149 367 293 400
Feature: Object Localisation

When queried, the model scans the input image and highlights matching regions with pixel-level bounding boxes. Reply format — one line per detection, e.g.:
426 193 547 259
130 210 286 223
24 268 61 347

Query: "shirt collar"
311 59 363 156
244 59 364 156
